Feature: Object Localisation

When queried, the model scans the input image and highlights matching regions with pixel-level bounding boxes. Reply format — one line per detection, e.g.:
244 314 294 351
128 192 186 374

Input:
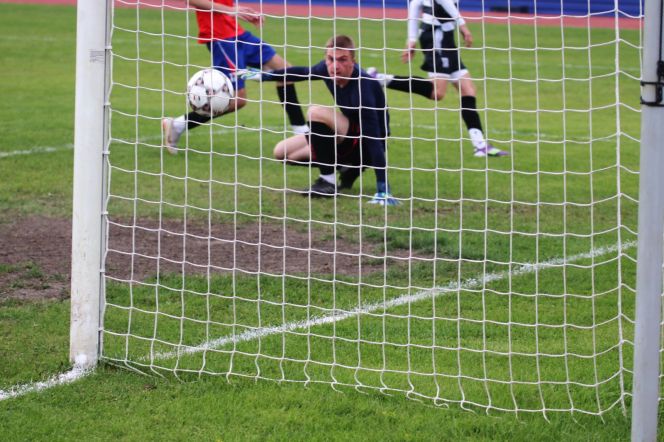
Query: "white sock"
375 73 393 88
320 173 336 184
292 124 309 135
367 68 393 87
173 116 186 135
468 128 486 150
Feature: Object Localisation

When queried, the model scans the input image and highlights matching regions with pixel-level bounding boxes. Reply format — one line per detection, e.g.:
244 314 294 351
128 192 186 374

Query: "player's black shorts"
419 27 467 77
310 122 364 166
336 122 363 166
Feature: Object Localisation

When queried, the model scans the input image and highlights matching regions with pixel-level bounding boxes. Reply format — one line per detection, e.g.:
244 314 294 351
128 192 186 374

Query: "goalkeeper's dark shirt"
265 61 390 183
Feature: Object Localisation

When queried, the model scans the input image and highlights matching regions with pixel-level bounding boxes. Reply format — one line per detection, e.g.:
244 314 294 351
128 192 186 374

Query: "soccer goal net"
71 0 652 419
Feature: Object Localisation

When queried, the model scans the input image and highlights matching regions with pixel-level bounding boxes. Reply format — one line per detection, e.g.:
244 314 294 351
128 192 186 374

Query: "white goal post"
71 0 663 435
70 0 111 368
631 0 664 438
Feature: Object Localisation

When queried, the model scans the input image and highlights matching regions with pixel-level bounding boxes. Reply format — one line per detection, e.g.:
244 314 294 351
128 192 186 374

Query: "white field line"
0 124 585 160
148 240 636 362
0 144 73 159
145 125 571 142
0 35 60 43
0 365 91 402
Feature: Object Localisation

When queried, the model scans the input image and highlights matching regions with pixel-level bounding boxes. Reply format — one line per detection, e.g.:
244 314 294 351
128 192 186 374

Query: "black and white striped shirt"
407 0 466 41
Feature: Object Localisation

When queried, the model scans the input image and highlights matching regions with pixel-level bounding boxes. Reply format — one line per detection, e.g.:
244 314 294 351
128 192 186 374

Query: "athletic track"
1 0 642 30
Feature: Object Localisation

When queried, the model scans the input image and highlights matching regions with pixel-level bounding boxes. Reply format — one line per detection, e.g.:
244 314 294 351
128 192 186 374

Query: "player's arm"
402 0 423 63
185 0 263 27
458 23 473 48
256 66 313 82
243 62 327 83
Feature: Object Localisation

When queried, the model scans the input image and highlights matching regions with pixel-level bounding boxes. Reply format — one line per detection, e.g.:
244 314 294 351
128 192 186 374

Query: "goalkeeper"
162 0 308 154
244 35 398 206
370 0 507 158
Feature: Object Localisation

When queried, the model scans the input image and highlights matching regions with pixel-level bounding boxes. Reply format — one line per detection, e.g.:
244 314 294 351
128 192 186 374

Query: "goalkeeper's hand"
368 192 400 206
237 67 263 81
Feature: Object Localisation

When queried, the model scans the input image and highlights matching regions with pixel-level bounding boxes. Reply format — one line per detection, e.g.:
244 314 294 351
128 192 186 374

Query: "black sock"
461 96 483 131
308 122 336 176
386 76 434 99
186 111 211 130
277 84 306 126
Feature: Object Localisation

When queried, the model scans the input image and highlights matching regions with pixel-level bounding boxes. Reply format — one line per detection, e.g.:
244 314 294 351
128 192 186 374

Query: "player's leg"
429 77 447 101
253 41 308 135
450 72 483 152
337 150 363 192
162 86 247 154
367 26 446 101
431 29 507 158
302 106 349 197
367 68 444 101
162 39 247 154
449 71 507 157
437 30 488 155
273 134 310 163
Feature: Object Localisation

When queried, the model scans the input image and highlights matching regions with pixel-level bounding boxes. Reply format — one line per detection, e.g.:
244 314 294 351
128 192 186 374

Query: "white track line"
0 364 90 402
149 240 636 362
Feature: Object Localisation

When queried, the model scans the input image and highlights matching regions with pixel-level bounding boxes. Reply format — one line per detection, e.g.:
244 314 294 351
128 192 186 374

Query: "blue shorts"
207 31 277 90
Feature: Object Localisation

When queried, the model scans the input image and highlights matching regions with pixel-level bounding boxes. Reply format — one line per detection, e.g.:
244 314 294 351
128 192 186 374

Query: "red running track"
0 0 642 29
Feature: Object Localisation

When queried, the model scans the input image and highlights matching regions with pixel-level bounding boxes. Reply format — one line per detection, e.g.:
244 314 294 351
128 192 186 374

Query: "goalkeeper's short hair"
325 35 356 59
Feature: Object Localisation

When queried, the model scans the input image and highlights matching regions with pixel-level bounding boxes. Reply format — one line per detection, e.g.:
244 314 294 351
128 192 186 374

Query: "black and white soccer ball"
187 69 234 116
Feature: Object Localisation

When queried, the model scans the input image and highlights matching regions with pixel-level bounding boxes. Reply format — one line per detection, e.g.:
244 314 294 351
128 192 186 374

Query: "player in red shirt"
162 0 308 154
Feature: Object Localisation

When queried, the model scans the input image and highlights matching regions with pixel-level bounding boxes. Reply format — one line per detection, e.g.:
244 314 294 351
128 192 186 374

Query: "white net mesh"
103 0 642 415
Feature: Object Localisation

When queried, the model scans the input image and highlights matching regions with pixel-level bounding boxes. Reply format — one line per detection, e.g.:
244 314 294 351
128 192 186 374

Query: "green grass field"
0 2 649 440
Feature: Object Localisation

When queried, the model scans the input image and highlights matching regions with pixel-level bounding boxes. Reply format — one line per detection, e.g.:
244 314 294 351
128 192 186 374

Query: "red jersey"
195 0 245 43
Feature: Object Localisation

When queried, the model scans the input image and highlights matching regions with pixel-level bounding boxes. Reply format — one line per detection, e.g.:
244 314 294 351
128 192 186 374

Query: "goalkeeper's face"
325 48 355 86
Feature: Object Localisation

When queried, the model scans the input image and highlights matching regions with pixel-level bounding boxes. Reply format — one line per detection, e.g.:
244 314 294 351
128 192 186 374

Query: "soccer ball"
187 69 234 116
